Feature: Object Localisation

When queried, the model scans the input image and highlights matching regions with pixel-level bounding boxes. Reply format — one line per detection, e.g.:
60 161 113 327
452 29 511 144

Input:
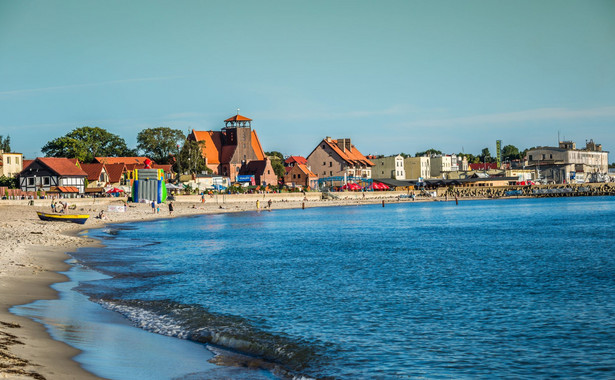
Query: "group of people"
50 200 68 213
151 200 174 215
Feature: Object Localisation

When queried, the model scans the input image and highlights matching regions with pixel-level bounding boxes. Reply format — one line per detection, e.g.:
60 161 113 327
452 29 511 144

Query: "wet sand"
1 192 422 379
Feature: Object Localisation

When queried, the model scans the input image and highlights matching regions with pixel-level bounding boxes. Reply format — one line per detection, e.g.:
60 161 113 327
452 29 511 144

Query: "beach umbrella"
106 187 124 194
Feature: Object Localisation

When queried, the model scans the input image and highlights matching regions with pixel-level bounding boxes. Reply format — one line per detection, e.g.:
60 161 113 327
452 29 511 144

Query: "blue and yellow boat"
37 211 89 225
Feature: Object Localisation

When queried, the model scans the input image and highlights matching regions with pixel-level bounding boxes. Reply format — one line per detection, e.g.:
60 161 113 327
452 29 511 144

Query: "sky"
1 0 614 160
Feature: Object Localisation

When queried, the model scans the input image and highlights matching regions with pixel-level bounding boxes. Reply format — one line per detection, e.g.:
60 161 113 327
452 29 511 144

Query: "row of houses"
1 114 611 195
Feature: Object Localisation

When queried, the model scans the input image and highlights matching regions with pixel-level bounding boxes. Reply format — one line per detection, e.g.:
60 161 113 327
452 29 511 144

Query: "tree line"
41 126 208 174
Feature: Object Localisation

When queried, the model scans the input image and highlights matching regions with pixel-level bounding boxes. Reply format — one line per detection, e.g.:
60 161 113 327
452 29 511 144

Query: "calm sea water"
68 197 615 378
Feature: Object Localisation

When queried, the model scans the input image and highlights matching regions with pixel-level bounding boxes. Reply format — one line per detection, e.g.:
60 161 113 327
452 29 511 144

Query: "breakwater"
447 182 615 199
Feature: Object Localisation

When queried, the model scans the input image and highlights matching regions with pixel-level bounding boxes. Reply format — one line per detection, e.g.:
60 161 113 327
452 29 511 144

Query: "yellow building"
0 151 23 177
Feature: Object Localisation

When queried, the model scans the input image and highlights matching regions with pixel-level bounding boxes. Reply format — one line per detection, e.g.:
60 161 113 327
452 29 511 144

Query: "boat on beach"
36 211 89 224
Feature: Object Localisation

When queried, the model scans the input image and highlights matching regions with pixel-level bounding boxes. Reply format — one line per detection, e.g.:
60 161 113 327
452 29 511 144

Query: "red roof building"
187 114 267 180
306 137 374 179
284 156 308 173
469 163 499 171
284 163 318 189
19 157 87 194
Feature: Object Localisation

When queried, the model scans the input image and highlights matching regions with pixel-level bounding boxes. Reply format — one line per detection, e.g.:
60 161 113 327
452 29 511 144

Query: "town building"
284 156 308 174
19 157 87 195
284 163 318 189
0 150 23 178
306 137 374 179
238 159 278 186
404 156 431 180
430 155 453 178
372 155 405 180
526 140 609 183
187 114 267 180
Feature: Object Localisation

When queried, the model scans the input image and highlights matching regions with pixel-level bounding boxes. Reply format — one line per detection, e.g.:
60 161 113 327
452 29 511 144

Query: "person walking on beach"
268 199 272 209
151 200 156 213
168 202 174 215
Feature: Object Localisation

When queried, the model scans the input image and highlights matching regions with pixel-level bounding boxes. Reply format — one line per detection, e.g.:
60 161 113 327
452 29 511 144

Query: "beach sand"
0 192 432 379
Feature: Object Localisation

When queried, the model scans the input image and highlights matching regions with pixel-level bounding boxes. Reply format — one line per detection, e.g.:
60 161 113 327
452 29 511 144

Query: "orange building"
187 114 269 181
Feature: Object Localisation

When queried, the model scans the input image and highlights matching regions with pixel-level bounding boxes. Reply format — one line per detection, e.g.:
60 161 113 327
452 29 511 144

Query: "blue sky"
1 0 614 160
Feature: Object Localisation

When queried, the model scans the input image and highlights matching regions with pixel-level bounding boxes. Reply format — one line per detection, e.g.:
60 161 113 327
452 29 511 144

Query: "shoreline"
1 192 611 379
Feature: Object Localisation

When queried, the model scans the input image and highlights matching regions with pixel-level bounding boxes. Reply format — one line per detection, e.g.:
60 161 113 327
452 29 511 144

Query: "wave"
96 298 324 379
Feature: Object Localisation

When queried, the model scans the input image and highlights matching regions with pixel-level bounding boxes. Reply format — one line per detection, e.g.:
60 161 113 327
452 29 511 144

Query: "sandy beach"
0 191 420 379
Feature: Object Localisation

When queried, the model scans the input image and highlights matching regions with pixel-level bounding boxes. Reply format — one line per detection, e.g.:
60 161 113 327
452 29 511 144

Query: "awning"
57 186 79 193
85 187 104 193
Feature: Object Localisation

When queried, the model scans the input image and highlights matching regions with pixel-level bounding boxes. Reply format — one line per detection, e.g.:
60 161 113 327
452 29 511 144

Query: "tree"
175 139 209 175
480 148 494 163
0 175 18 189
415 148 442 157
0 135 11 152
42 127 134 163
137 127 185 164
265 151 286 179
501 145 521 161
458 152 480 164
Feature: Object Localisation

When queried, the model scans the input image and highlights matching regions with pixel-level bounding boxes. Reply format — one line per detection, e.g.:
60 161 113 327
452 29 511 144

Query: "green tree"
137 127 185 164
0 135 11 152
265 151 286 179
458 152 480 164
415 148 442 157
501 145 521 161
42 127 134 163
0 175 18 188
480 147 495 163
176 139 209 175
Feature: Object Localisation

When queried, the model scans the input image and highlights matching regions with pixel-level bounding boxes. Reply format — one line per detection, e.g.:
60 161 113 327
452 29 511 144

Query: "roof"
285 156 307 165
22 159 34 170
105 163 127 183
224 114 252 122
322 139 375 167
95 157 151 165
80 163 105 181
151 164 172 172
295 164 317 177
469 163 499 170
251 130 265 160
36 157 88 176
190 130 223 165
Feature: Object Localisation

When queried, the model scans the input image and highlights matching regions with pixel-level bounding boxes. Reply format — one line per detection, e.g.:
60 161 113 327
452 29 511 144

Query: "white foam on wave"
98 300 191 339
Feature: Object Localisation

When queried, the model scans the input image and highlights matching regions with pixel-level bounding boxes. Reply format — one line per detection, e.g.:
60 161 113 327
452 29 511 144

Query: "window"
43 177 50 186
6 157 10 164
329 162 332 167
28 177 34 186
100 173 105 182
329 171 333 176
293 174 296 179
550 154 552 159
267 170 270 174
322 144 325 149
298 174 301 178
529 155 533 161
16 157 19 164
323 162 326 165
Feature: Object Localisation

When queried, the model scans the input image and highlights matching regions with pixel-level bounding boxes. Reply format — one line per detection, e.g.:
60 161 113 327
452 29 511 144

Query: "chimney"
337 138 352 152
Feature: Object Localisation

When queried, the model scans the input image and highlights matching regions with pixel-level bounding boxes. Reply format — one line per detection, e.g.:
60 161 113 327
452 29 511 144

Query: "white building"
526 140 609 183
404 156 430 180
0 151 23 178
372 155 405 180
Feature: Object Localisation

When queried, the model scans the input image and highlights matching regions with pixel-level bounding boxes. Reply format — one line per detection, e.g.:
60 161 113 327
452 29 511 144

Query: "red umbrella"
106 187 124 194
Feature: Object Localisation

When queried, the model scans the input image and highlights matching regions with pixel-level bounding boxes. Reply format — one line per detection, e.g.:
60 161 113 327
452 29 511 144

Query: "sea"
13 196 615 379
